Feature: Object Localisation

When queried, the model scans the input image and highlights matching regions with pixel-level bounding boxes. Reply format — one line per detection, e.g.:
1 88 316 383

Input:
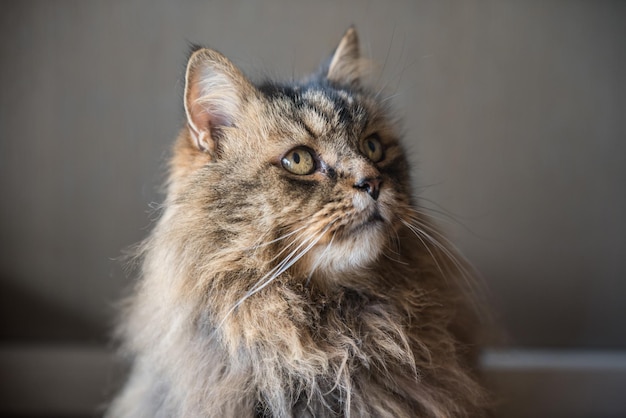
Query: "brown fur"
108 28 489 417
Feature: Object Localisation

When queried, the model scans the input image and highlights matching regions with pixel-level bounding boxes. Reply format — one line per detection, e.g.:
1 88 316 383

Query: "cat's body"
108 28 488 417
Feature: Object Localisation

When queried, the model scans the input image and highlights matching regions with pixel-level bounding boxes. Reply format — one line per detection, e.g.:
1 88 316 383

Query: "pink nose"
354 177 382 200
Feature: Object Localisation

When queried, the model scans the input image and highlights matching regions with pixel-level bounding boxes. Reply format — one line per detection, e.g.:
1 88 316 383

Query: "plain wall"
1 1 625 352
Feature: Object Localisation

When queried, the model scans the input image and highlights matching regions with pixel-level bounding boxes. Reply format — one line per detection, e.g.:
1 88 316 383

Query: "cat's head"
171 28 413 281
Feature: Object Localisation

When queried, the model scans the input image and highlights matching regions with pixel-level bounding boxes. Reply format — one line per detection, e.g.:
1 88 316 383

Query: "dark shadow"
0 278 107 344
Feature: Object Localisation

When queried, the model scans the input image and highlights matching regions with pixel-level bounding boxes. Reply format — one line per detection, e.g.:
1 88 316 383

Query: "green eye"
362 135 384 162
281 147 316 175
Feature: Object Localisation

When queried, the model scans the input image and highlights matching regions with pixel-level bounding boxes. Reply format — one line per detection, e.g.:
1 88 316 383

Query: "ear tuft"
184 48 253 156
327 27 362 86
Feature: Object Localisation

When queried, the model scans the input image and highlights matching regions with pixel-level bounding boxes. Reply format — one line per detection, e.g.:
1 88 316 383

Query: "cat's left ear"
326 27 362 86
184 47 255 156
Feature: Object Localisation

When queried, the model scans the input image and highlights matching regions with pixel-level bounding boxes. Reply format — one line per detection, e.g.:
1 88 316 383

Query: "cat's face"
250 85 411 275
175 29 412 281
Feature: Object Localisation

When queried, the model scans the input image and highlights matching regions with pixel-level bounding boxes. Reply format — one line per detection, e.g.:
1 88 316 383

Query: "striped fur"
108 28 489 417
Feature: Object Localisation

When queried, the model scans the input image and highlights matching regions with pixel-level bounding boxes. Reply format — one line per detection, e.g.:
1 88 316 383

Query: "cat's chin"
304 220 386 277
301 195 398 277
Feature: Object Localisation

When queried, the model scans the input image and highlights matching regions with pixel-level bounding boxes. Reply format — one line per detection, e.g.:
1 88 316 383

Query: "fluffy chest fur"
108 28 488 418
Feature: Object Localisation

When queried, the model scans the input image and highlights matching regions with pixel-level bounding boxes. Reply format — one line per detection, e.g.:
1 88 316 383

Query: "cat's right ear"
184 47 254 156
326 27 362 86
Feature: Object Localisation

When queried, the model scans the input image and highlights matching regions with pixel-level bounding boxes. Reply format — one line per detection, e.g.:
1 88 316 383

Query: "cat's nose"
354 177 382 200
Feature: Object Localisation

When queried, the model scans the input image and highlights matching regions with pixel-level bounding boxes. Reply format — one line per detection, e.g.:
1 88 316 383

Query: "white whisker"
409 202 483 239
405 214 476 283
400 211 488 318
401 220 448 282
406 218 471 280
214 218 340 332
306 228 338 285
244 222 310 252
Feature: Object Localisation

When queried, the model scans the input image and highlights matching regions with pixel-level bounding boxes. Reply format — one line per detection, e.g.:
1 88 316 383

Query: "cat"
107 27 489 418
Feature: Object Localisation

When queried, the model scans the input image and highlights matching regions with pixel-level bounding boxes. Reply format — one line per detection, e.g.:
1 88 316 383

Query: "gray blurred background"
1 1 625 417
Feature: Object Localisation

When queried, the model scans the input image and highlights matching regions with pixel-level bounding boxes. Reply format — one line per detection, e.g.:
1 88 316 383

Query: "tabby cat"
108 28 489 417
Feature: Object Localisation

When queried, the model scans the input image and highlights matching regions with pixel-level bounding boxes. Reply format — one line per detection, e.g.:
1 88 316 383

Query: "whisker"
400 213 488 318
243 223 310 252
306 228 338 285
214 217 340 332
410 200 484 238
379 92 402 103
381 227 407 265
245 231 322 297
405 213 477 281
381 249 409 265
390 222 403 255
241 221 338 304
404 216 474 283
401 220 449 282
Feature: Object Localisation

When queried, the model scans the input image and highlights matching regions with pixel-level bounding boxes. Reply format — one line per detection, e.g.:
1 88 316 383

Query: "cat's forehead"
257 82 371 137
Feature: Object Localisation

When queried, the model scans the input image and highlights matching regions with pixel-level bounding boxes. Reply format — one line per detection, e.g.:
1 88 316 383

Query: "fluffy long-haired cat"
108 28 489 417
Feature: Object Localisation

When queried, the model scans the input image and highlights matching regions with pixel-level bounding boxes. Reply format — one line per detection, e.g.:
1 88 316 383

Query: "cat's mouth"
346 209 385 235
364 211 384 225
301 208 387 276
